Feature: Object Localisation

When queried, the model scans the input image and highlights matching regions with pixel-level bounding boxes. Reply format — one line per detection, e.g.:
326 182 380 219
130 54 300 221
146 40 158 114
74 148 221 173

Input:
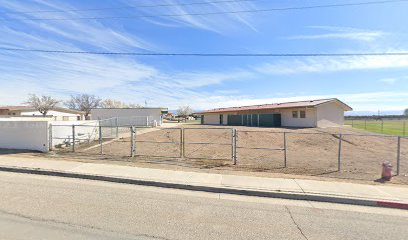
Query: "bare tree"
128 103 143 108
65 94 101 119
101 99 128 108
24 94 60 117
177 106 193 119
101 99 143 108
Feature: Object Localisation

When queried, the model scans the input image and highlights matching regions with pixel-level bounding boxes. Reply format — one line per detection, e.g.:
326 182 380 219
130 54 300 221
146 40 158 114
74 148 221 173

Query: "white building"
90 108 168 127
0 106 85 121
196 98 352 128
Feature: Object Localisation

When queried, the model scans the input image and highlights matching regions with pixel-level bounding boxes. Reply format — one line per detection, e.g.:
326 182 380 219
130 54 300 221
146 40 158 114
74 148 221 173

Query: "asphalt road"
0 171 407 240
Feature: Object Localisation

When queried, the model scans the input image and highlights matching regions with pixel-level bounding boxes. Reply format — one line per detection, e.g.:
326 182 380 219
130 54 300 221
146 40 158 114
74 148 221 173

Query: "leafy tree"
405 108 408 116
24 94 60 117
65 94 101 119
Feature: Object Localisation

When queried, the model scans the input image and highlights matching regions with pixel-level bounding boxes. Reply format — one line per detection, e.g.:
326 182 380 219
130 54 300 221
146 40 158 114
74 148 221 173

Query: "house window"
63 116 69 121
300 111 306 118
292 111 298 118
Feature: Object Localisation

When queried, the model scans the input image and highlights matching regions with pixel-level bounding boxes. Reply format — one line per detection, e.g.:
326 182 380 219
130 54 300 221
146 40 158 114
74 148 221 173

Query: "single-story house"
196 98 352 128
90 107 168 127
0 106 85 121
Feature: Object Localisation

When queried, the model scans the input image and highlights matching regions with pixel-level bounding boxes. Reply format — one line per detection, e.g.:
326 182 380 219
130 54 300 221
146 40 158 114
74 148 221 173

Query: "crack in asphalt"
285 206 309 240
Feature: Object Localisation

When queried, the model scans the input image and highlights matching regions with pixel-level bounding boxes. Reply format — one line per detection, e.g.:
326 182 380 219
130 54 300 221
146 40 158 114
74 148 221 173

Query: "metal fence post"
134 127 137 156
283 132 287 168
364 120 367 130
180 128 183 159
232 128 237 165
338 134 343 172
49 124 53 151
130 126 135 157
99 125 103 155
182 128 185 159
72 125 75 152
116 117 119 138
352 120 354 127
403 121 406 136
381 120 384 134
397 136 401 176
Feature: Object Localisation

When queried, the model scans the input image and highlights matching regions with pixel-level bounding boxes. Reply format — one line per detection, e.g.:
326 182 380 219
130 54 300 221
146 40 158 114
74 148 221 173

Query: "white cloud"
287 26 387 42
0 0 260 109
255 55 408 75
379 78 397 84
122 0 258 34
0 0 154 51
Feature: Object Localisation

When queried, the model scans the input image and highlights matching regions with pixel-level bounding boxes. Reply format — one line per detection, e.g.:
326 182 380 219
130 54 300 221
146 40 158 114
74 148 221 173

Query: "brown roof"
196 98 352 114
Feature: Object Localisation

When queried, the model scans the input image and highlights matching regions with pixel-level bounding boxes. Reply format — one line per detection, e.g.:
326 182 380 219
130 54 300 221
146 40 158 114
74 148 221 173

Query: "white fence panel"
0 121 48 152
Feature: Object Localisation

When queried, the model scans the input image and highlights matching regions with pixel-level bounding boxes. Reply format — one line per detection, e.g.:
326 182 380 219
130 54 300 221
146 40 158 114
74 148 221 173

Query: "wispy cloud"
124 0 258 34
379 78 398 84
286 26 387 42
0 0 258 109
0 0 154 51
255 54 408 75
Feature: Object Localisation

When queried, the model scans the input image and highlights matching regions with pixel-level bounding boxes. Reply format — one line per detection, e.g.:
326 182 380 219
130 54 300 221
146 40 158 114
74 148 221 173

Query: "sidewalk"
1 156 407 210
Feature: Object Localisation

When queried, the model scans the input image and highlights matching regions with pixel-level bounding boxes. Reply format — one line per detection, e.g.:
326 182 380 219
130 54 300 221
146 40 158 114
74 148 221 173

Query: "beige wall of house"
280 108 316 128
203 113 221 125
316 102 345 127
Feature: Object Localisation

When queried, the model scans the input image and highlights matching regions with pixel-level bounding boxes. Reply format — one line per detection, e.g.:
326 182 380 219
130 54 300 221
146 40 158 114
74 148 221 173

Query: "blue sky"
0 0 408 113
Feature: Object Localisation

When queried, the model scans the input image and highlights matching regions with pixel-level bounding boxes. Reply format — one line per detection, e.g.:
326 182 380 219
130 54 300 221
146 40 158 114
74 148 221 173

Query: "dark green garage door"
259 114 281 127
250 114 258 126
227 115 242 126
227 113 281 127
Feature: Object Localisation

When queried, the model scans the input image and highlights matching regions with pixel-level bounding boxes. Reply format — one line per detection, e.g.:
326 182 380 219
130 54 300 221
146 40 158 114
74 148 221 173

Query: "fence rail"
49 125 407 176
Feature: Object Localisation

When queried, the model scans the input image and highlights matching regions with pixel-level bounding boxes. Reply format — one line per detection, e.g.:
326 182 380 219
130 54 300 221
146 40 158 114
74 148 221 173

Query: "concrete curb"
1 166 407 210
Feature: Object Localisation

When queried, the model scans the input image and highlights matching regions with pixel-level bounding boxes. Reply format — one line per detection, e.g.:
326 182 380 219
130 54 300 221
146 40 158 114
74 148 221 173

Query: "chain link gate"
133 128 182 158
183 128 235 161
235 130 286 169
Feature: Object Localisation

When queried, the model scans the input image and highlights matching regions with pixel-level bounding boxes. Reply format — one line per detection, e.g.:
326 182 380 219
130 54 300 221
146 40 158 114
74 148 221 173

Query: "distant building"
90 107 168 126
0 106 85 121
196 98 352 128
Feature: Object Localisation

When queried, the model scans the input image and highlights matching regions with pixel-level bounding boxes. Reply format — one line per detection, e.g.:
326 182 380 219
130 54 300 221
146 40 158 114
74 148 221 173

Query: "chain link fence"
49 125 408 178
345 119 407 136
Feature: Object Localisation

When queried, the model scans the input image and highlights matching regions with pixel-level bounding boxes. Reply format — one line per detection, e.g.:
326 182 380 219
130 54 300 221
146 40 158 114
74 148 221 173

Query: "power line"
1 47 407 57
0 0 407 21
0 0 258 14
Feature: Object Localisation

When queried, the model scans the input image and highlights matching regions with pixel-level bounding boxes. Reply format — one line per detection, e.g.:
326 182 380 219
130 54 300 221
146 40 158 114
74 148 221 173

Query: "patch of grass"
345 120 408 136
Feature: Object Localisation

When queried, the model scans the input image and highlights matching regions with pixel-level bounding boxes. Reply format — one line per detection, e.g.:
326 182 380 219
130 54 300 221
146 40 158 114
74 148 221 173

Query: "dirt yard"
8 123 408 185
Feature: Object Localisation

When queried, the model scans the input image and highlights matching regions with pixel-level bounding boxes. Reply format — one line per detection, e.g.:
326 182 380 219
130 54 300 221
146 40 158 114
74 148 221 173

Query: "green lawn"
345 120 407 136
